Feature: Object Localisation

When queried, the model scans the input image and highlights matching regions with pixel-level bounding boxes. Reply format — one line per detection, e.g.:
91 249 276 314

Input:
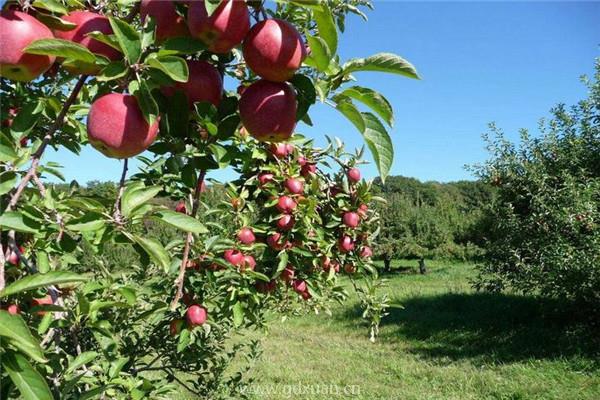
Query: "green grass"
241 260 600 400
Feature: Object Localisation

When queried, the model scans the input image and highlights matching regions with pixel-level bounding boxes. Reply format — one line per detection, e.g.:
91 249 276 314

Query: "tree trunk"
419 258 427 275
384 258 391 272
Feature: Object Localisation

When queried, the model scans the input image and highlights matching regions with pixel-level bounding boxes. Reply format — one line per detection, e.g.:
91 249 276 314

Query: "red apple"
1 107 18 127
161 60 222 108
258 172 274 186
343 212 360 229
0 10 55 81
6 248 19 266
231 197 242 210
266 233 286 251
54 11 121 74
31 295 53 316
169 319 185 336
87 93 160 159
338 235 355 253
141 0 189 42
237 227 256 245
347 167 361 183
298 156 307 166
239 80 297 142
186 304 207 327
270 143 290 158
358 204 368 218
276 196 297 214
188 0 250 53
284 178 304 194
360 246 373 258
241 255 256 271
344 264 357 274
224 249 244 266
243 19 306 82
292 279 307 294
301 291 311 301
277 214 295 231
1 304 21 315
280 265 295 283
175 201 187 214
301 163 317 177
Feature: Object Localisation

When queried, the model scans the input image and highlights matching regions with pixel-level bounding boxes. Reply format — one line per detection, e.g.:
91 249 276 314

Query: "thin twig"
112 158 129 225
170 170 207 310
5 75 88 213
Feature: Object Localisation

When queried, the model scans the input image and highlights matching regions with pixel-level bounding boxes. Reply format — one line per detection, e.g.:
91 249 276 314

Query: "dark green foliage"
473 60 600 305
372 176 494 264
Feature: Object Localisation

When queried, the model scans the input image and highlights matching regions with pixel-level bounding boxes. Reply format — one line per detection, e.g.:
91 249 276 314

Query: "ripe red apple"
31 295 53 316
284 178 304 194
169 319 185 336
270 143 290 158
6 248 19 266
276 196 297 214
87 93 160 159
186 304 207 327
360 246 373 258
237 227 256 245
175 201 187 214
347 167 361 183
255 280 277 293
1 304 21 315
258 172 274 186
301 163 317 177
54 11 121 74
188 0 250 53
0 10 55 81
280 265 295 283
267 233 286 251
358 204 368 218
338 235 355 253
241 255 256 271
224 249 244 266
1 107 18 127
277 214 295 231
141 0 189 42
344 264 357 274
301 291 311 301
239 80 297 142
161 60 223 108
243 19 306 82
343 212 360 229
292 279 307 294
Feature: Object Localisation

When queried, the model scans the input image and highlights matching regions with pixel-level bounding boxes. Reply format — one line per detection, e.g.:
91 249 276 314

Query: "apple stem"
112 158 129 224
170 170 207 310
5 75 88 214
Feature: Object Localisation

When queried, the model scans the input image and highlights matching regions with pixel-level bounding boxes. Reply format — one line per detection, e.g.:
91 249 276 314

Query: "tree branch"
170 170 207 310
112 158 129 225
5 75 88 213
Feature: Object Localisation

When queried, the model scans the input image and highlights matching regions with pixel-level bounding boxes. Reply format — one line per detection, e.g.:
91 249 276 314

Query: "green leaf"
275 252 288 277
121 183 161 218
97 61 129 82
2 352 53 400
24 38 96 63
343 52 420 79
0 312 46 363
334 99 365 132
290 74 317 121
147 55 189 83
129 235 170 272
204 0 223 17
66 212 106 232
0 171 18 195
66 351 98 375
304 35 331 72
0 211 41 234
158 37 206 55
232 301 244 327
313 4 338 55
11 101 44 136
0 272 87 298
32 0 68 14
361 112 394 182
337 86 394 126
31 13 76 31
135 80 159 126
153 210 209 234
108 17 141 64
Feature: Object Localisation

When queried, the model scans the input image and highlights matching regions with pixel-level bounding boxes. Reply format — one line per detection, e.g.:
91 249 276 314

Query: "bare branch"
170 170 207 310
112 158 129 225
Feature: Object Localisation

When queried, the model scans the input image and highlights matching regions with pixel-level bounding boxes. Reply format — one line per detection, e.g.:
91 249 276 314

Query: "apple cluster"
1 1 307 158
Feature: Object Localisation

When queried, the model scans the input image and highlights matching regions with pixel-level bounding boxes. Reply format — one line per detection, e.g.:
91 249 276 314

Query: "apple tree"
0 0 419 398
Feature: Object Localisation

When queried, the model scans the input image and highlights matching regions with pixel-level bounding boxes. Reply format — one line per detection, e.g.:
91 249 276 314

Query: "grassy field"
240 260 599 400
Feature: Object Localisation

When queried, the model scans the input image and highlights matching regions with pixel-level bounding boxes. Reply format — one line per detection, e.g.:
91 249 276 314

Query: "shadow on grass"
343 292 600 366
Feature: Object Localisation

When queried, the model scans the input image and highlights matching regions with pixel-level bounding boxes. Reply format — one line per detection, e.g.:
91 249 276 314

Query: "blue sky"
45 1 599 184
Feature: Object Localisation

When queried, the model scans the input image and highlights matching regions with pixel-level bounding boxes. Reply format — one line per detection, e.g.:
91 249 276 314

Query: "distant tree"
472 60 600 306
